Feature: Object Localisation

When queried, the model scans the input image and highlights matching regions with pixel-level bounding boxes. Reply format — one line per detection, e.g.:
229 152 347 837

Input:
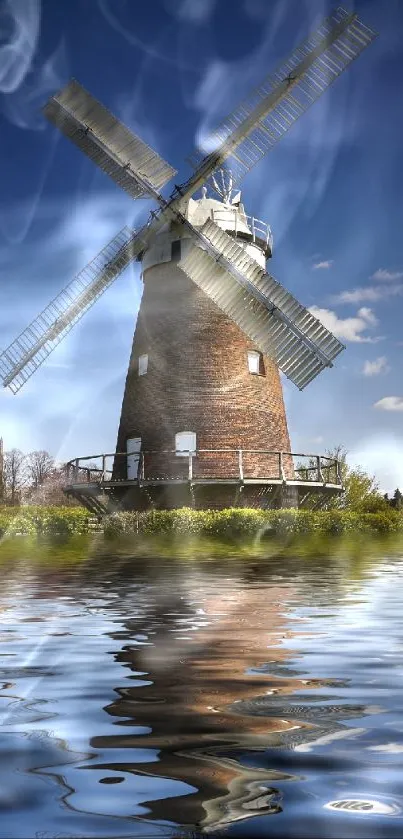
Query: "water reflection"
0 544 403 837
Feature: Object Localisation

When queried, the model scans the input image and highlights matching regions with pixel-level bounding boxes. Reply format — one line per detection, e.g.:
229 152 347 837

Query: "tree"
392 488 403 510
25 465 75 506
3 449 27 506
26 450 55 489
322 446 388 512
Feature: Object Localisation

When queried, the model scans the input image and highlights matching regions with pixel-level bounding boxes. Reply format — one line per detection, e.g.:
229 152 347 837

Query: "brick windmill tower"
0 7 376 512
114 173 294 508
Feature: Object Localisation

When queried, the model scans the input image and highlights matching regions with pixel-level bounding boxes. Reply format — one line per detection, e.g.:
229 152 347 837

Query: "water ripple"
0 549 403 837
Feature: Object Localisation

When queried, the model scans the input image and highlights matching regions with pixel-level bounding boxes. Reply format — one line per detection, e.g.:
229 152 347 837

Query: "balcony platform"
63 449 343 517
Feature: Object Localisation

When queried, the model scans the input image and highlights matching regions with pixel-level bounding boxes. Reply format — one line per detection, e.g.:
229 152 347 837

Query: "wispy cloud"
363 356 389 376
371 268 403 282
332 285 403 304
312 260 333 270
309 306 380 343
164 0 217 22
0 0 67 131
0 0 40 95
0 192 143 404
98 0 195 70
374 397 403 412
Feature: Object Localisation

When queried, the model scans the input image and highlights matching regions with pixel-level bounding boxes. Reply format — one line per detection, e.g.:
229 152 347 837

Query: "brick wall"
115 258 292 482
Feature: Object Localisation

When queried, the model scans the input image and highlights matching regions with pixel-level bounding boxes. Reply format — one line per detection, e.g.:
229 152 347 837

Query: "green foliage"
392 489 403 510
103 506 403 540
0 505 91 537
1 497 402 547
317 445 390 513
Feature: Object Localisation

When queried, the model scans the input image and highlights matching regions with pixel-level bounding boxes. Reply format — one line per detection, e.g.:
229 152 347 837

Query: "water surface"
1 539 403 837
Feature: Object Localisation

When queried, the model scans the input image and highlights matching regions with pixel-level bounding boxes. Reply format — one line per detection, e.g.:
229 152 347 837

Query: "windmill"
0 7 376 513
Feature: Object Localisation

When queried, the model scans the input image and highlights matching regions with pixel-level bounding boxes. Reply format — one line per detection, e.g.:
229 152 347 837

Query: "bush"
103 507 403 540
357 511 402 533
0 505 91 537
1 504 402 542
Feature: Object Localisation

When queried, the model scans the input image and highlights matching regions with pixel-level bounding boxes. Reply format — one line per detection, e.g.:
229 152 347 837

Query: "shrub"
0 505 91 537
358 511 401 533
1 504 402 542
102 507 403 540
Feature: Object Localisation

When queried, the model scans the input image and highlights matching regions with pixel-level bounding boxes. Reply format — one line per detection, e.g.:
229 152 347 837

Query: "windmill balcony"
210 207 273 257
63 449 343 515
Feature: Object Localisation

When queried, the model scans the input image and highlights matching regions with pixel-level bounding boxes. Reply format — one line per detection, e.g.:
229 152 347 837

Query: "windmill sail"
44 79 177 199
0 227 143 394
188 6 377 189
178 220 344 389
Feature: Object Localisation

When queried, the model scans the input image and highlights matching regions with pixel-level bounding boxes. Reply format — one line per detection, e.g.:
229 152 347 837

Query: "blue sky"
0 0 402 491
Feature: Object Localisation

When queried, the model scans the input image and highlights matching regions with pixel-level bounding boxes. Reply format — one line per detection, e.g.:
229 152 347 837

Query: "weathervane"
210 168 234 204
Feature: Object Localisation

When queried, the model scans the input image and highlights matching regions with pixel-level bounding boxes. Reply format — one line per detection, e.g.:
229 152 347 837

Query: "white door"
126 437 142 479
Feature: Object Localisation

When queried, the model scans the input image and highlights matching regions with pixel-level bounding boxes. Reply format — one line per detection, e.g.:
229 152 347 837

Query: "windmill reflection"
85 563 368 832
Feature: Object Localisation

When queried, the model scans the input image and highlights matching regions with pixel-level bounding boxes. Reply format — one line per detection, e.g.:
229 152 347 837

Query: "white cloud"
0 192 144 462
358 307 377 326
313 260 333 270
348 435 403 493
374 397 403 412
309 306 379 343
332 285 403 304
363 357 389 376
371 268 403 282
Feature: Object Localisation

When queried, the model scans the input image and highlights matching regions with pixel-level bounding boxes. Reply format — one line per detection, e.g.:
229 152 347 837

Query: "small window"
171 240 181 262
175 431 196 457
247 350 264 375
138 354 148 376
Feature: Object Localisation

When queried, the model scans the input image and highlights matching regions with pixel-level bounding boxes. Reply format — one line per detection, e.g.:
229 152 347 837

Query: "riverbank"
0 505 402 540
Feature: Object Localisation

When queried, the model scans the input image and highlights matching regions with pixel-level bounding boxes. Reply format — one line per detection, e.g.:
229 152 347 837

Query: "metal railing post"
74 458 79 482
238 449 244 481
251 216 255 242
188 450 193 481
102 455 106 482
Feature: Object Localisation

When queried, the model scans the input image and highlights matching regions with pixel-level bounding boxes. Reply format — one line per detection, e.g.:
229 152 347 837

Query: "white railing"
210 208 273 252
64 449 342 487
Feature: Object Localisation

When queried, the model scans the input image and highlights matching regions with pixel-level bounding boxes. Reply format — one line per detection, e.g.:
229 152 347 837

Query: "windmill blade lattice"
44 79 177 199
178 220 344 389
0 226 142 394
188 7 377 190
2 5 376 398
